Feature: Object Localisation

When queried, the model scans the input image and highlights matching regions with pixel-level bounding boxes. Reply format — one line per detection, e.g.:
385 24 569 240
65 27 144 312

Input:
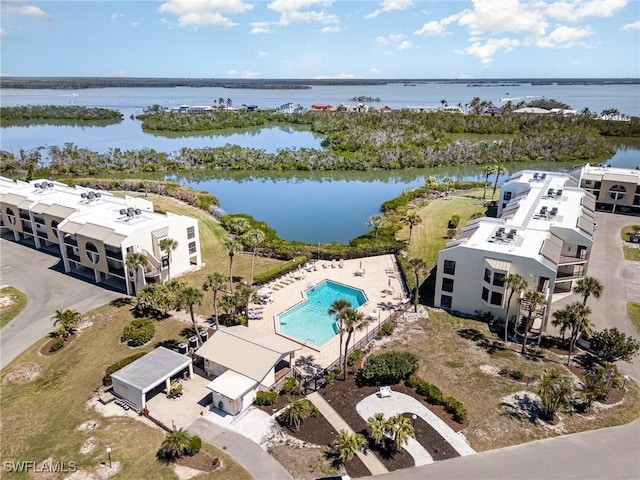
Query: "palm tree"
161 428 193 459
280 398 313 430
341 308 369 378
328 299 352 368
401 213 422 245
564 301 593 366
388 415 416 451
573 276 603 306
535 368 573 422
521 290 546 354
442 176 452 193
482 165 495 200
366 214 384 240
52 308 81 338
551 307 572 349
243 229 265 286
367 413 389 447
159 237 178 282
177 286 204 346
408 257 427 313
333 430 367 464
440 99 448 108
202 272 228 329
504 273 528 341
224 238 242 293
227 217 250 237
125 252 149 294
491 164 506 199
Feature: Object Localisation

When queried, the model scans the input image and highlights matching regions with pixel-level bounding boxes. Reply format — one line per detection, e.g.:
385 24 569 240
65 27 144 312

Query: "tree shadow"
457 328 486 342
181 327 198 339
155 339 182 351
574 352 599 372
295 355 322 376
110 297 132 308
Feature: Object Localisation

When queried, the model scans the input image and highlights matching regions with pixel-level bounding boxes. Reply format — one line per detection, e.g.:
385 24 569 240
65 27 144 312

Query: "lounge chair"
379 386 392 398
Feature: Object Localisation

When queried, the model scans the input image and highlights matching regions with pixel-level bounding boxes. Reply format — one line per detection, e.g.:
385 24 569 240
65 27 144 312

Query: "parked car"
630 233 640 243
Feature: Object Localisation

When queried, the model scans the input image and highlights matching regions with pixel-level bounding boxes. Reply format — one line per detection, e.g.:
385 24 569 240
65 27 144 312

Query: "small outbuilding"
111 346 193 409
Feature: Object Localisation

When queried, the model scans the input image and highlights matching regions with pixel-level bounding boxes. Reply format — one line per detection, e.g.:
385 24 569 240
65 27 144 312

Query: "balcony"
558 252 588 265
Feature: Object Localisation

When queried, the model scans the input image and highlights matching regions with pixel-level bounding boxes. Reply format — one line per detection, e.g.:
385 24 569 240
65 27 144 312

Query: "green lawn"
0 300 252 480
0 286 27 328
628 302 640 334
403 188 489 267
620 224 640 241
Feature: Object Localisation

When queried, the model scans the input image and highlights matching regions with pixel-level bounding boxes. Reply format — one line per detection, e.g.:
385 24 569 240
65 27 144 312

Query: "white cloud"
366 0 413 19
374 36 389 46
267 0 338 26
414 20 447 36
0 28 6 37
111 13 123 22
374 33 410 50
397 40 412 50
456 37 520 64
536 25 594 47
158 0 253 28
5 5 52 21
321 26 341 33
370 67 381 75
455 0 547 37
130 21 139 27
621 20 640 30
227 69 238 75
257 50 269 58
111 69 127 77
314 73 361 79
250 21 272 34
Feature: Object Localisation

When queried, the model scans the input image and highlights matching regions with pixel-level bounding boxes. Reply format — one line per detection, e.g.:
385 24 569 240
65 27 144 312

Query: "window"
51 220 59 237
443 260 456 275
188 241 197 254
484 268 491 283
6 207 16 225
187 226 195 239
608 184 627 201
85 241 100 264
482 287 489 302
442 277 454 292
440 295 452 309
490 291 503 306
493 272 506 287
503 191 512 201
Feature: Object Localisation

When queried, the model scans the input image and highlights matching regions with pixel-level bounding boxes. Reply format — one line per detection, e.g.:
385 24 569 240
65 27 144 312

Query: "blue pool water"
278 280 367 347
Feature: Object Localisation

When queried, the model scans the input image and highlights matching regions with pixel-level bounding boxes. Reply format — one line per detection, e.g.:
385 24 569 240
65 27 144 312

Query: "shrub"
359 351 419 386
281 377 302 396
323 370 336 385
347 349 363 366
186 435 202 456
255 390 278 406
417 381 444 405
122 318 156 347
448 215 461 228
377 322 395 338
50 337 64 352
103 351 147 386
253 256 308 285
510 370 524 380
310 405 320 417
444 396 468 424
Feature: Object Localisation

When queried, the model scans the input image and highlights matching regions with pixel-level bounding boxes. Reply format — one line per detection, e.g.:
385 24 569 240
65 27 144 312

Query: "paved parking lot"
1 236 124 369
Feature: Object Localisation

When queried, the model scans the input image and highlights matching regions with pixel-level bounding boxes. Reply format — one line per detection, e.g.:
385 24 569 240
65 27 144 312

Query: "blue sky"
1 0 639 78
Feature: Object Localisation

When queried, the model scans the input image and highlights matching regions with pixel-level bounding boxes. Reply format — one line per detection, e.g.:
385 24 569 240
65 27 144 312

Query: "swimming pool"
278 280 367 348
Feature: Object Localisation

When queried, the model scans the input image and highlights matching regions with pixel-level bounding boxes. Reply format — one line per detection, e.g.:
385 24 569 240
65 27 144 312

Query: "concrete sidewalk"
188 417 293 480
307 391 389 475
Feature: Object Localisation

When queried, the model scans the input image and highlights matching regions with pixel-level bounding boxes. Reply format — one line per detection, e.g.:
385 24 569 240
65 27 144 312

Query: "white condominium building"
0 177 202 295
577 164 640 215
434 170 596 341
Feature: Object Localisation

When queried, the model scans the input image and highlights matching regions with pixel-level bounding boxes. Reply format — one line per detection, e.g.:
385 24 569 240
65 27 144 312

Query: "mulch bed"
39 334 77 356
566 364 626 405
174 451 220 472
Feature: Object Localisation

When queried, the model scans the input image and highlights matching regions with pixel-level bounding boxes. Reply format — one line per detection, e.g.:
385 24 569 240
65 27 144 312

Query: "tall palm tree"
243 229 265 286
551 308 572 348
280 398 313 430
401 213 422 245
442 176 452 193
535 368 573 422
177 286 204 346
224 238 242 293
161 428 193 459
202 272 228 329
491 164 506 199
159 237 178 282
504 273 528 341
341 308 369 378
573 276 603 306
125 252 149 294
227 217 250 237
521 290 546 354
482 165 495 200
366 214 384 240
367 413 390 447
333 430 367 464
328 299 352 368
388 415 416 451
408 257 427 313
52 308 81 338
563 301 593 366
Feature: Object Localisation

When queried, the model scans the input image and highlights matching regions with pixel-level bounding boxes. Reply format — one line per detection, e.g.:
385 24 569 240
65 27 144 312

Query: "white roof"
581 165 640 185
513 107 550 114
111 347 191 393
206 370 256 400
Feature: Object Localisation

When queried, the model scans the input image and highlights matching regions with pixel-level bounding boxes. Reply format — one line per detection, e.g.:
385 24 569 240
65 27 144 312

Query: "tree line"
0 105 123 126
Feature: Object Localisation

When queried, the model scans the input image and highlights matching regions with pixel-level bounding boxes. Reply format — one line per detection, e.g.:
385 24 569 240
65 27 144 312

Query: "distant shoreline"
1 77 638 90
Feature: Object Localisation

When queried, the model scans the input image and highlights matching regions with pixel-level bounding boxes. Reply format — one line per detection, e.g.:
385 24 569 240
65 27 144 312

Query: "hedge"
253 256 308 285
103 351 147 386
359 351 419 386
122 318 156 347
444 395 468 424
255 390 278 406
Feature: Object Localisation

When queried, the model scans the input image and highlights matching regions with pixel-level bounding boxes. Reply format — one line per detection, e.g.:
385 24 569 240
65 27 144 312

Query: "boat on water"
403 83 417 86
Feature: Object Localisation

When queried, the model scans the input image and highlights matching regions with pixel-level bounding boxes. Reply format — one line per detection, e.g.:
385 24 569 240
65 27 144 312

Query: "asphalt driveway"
1 236 125 369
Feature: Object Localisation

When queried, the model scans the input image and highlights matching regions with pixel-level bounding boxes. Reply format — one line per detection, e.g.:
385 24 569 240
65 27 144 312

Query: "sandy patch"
65 462 121 480
0 292 16 308
172 464 205 480
3 362 42 384
80 437 97 455
480 364 501 376
76 420 100 432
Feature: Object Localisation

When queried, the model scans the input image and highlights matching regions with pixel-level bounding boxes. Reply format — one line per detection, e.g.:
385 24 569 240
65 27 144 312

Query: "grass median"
0 286 27 328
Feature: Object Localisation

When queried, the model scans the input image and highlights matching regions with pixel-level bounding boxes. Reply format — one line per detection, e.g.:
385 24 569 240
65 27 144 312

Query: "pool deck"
247 254 410 369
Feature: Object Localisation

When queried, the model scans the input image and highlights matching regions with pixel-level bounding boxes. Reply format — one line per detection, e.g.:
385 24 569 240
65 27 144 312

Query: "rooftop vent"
34 181 54 192
490 227 518 244
120 206 143 222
